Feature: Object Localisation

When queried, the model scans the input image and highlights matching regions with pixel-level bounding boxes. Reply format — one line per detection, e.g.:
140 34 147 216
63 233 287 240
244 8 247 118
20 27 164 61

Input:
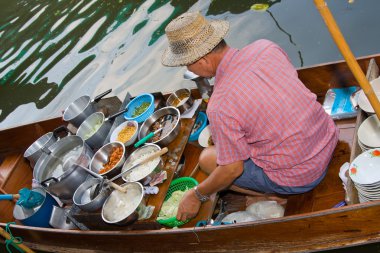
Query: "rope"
5 222 24 253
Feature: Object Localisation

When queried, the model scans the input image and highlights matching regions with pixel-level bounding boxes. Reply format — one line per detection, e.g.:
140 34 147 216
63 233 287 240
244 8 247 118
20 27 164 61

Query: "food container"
110 120 138 146
138 106 181 147
121 144 163 183
49 206 77 230
73 177 112 212
166 88 194 114
13 187 58 228
33 135 94 202
89 141 125 178
76 108 128 149
124 93 155 123
62 89 112 128
189 111 208 142
101 182 145 225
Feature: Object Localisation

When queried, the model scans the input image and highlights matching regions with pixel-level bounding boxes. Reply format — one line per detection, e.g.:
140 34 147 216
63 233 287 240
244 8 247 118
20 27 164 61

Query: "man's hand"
176 189 201 221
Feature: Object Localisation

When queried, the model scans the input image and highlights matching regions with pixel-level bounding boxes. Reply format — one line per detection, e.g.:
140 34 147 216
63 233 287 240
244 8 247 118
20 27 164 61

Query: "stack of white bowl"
349 148 380 203
358 77 380 115
357 114 380 152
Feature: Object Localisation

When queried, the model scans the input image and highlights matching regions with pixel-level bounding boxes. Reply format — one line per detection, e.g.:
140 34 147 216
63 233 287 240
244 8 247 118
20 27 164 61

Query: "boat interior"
0 54 378 233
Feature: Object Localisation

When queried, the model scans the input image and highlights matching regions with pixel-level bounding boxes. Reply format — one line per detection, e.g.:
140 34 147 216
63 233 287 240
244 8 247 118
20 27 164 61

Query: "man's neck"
210 45 230 76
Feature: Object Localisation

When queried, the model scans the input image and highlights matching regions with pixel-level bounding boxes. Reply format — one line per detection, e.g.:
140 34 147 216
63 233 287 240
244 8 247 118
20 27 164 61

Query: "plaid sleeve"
208 111 250 165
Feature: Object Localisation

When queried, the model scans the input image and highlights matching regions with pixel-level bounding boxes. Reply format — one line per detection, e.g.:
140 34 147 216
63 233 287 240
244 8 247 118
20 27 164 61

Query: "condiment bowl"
110 120 138 146
166 88 194 113
89 141 125 177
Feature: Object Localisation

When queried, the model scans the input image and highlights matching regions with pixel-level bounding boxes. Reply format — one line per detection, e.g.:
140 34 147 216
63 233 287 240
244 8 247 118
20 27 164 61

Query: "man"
161 12 339 222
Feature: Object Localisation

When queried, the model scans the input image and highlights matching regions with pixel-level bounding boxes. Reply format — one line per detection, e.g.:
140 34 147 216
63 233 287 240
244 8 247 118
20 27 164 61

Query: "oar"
313 0 380 120
0 227 35 253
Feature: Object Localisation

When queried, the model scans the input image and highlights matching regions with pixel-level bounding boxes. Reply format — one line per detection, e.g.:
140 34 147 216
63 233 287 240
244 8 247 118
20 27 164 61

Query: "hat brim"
161 20 229 67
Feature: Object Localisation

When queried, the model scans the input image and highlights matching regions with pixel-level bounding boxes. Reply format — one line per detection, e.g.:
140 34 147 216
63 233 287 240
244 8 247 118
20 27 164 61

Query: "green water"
0 0 380 129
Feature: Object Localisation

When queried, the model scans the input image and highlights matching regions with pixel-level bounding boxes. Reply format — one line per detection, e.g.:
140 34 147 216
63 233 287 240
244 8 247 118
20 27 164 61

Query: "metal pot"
138 106 181 147
23 125 70 168
33 135 94 202
121 144 163 183
76 108 128 149
73 177 112 212
62 89 112 128
13 187 58 228
166 88 194 114
101 182 144 225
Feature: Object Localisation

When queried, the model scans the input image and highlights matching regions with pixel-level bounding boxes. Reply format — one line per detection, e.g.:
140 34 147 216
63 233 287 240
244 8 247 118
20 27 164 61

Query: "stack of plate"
349 148 380 203
357 114 380 152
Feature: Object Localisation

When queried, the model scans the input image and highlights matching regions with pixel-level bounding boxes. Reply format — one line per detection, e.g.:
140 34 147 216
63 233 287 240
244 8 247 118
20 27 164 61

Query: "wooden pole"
314 0 380 120
0 226 35 253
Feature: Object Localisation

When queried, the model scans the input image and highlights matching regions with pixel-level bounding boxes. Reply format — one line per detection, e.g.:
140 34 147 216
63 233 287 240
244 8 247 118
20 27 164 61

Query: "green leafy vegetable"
157 190 188 219
132 102 150 117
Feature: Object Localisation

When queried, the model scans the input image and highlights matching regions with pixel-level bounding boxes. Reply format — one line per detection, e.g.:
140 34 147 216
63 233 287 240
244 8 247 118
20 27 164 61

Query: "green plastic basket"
157 177 198 227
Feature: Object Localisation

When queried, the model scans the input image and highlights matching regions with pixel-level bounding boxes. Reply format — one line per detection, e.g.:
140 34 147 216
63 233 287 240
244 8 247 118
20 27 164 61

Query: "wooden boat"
1 54 380 253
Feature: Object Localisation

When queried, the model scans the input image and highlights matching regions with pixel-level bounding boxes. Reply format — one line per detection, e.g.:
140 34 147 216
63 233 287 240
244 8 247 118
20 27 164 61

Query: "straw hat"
161 12 229 67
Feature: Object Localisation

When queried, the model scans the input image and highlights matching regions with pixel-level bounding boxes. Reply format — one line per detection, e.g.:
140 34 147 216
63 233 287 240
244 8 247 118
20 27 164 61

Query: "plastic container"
189 111 207 142
124 93 155 123
156 177 198 227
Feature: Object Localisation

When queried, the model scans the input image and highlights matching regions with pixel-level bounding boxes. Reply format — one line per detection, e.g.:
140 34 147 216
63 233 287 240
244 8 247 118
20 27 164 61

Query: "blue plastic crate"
124 93 155 123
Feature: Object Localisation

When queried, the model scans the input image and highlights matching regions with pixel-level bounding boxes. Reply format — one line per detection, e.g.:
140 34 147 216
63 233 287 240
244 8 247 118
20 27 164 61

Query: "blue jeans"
233 159 327 195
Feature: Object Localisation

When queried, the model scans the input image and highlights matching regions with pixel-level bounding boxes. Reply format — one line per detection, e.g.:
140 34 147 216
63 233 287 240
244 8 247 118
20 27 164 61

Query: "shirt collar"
215 47 238 88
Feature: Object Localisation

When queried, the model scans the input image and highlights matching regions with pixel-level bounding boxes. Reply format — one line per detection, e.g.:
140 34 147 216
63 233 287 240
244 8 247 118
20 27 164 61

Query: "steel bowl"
138 106 181 147
101 182 144 225
89 141 125 178
73 177 112 212
166 88 194 114
121 144 163 183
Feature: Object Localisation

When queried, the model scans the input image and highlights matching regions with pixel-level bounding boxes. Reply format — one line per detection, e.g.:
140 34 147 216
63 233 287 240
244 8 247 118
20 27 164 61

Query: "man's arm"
176 160 244 221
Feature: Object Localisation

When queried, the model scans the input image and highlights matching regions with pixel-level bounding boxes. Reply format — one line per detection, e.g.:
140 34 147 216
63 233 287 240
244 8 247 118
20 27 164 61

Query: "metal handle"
92 89 112 103
40 177 58 187
52 125 71 139
105 108 129 122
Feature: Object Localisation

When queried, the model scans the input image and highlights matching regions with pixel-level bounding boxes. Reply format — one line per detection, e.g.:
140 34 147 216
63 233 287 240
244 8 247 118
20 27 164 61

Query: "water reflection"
0 0 379 129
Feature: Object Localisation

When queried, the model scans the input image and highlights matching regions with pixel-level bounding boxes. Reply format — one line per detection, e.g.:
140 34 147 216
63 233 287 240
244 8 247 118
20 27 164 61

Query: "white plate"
198 125 211 148
349 148 380 184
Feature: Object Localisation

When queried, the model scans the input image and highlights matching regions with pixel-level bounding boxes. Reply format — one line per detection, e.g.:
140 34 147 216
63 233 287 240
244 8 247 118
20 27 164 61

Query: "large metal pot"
62 89 112 128
138 106 181 147
101 182 144 225
76 108 128 149
23 125 70 168
33 135 94 202
13 187 58 228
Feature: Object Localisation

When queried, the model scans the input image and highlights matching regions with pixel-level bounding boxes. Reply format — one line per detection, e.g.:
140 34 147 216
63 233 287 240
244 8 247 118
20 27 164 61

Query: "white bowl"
358 114 380 148
357 77 380 114
198 125 211 148
110 120 138 146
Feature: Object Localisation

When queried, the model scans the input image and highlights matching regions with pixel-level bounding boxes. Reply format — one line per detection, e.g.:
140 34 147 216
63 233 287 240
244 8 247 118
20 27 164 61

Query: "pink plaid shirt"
207 40 339 187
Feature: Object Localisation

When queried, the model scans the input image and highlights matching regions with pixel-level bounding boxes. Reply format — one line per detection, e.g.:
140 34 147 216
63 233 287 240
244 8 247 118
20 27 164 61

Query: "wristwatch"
194 186 210 203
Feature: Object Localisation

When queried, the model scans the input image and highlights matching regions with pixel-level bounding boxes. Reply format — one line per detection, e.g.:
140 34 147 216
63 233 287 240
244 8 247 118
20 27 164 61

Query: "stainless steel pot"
166 88 194 113
76 108 128 149
33 135 94 202
121 144 163 183
23 125 70 168
101 182 144 225
73 177 112 212
62 89 112 128
138 106 181 147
